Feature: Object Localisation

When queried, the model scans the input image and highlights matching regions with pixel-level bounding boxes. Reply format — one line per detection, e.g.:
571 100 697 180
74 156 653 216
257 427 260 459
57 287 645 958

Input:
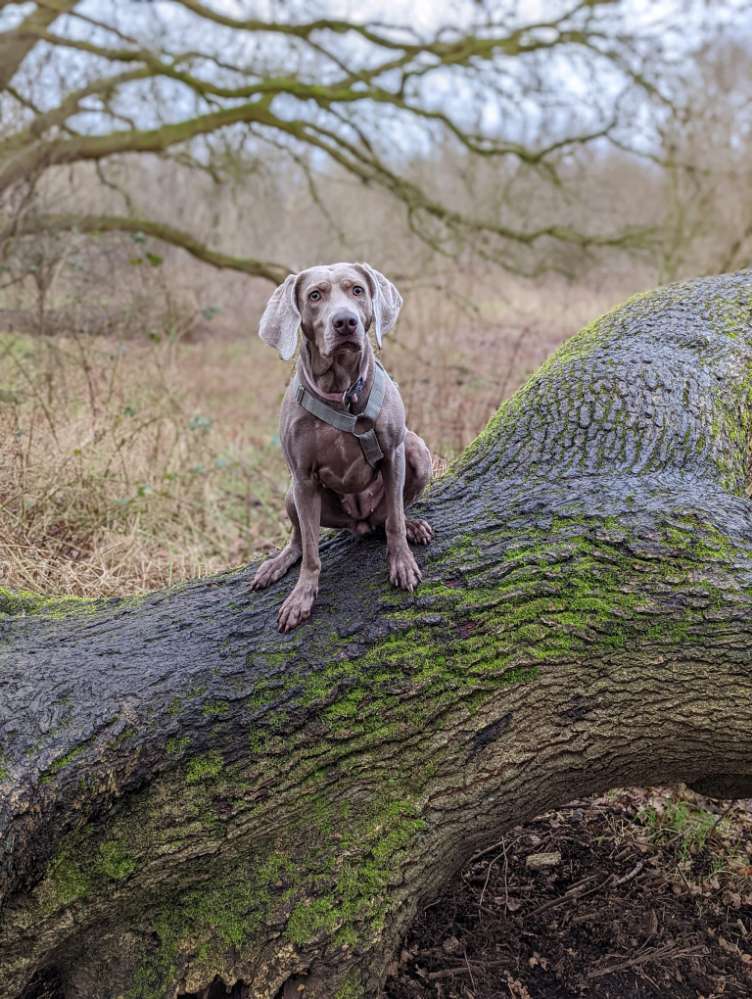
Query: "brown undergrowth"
0 268 640 596
386 786 752 999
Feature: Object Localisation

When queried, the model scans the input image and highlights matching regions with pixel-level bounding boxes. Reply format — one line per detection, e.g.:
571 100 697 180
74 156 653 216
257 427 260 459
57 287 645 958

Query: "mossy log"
3 271 752 999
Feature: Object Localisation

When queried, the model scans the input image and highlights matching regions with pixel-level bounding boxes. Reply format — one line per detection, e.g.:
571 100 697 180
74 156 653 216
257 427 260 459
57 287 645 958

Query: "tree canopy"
0 0 723 280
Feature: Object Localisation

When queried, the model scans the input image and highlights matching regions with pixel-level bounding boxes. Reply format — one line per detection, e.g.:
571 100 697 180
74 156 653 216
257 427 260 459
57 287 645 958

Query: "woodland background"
1 5 752 994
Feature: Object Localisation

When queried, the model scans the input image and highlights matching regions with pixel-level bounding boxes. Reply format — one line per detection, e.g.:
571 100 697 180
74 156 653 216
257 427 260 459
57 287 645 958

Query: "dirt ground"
385 787 752 999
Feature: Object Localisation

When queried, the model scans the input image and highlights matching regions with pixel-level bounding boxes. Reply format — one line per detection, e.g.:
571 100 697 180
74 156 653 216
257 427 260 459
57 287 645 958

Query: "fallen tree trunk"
2 271 752 999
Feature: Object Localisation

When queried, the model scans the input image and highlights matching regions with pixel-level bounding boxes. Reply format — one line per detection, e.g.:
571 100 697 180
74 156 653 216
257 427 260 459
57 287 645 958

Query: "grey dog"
251 262 433 631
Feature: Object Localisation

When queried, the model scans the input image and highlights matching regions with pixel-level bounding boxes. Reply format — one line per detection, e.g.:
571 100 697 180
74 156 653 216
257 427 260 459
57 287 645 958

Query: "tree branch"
0 0 671 278
0 0 77 90
3 212 290 283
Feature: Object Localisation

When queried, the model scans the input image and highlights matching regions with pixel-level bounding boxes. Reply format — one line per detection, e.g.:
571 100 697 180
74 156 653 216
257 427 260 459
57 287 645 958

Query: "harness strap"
293 363 388 467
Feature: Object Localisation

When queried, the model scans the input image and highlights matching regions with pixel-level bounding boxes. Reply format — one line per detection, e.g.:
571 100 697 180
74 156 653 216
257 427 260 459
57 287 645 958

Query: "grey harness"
293 362 388 467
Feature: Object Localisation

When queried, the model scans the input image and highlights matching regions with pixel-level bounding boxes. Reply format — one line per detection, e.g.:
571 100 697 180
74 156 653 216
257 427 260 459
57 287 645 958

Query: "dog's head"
258 262 402 361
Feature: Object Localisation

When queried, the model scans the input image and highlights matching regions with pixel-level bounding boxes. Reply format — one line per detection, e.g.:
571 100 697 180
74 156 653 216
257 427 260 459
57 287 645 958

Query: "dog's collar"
299 344 370 410
292 361 388 468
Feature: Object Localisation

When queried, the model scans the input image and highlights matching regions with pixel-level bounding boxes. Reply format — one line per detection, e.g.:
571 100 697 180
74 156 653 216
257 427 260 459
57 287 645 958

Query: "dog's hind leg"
365 431 433 538
402 431 433 544
250 488 302 590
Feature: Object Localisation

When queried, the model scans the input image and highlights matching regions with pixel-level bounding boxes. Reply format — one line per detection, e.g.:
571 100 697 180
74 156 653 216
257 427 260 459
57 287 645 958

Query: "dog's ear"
258 273 300 360
357 264 403 348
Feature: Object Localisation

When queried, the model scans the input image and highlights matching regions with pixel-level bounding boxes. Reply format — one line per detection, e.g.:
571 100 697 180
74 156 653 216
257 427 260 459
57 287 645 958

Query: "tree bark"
0 2 78 92
2 271 752 999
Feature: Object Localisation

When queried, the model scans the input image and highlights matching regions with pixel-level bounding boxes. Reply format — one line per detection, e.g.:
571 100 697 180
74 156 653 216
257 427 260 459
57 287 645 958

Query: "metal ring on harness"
292 363 388 467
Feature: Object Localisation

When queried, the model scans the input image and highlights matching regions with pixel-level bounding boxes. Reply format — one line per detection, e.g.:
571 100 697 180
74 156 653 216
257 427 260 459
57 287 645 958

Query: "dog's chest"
314 425 378 494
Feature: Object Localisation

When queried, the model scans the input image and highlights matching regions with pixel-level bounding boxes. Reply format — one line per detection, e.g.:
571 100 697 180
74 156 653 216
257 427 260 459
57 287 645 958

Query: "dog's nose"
331 309 359 335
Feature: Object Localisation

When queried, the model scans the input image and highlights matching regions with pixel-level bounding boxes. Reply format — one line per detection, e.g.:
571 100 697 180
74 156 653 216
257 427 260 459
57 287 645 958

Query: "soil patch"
385 787 752 998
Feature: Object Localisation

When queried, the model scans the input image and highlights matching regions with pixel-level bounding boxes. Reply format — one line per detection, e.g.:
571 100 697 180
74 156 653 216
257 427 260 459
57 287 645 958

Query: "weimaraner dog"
251 262 433 631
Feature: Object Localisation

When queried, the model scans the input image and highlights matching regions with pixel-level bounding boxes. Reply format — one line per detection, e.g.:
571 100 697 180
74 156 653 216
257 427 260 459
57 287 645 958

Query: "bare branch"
3 212 290 283
0 0 77 90
0 0 680 279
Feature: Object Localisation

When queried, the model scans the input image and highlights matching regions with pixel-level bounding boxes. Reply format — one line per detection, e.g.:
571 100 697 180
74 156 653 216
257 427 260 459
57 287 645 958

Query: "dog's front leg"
277 477 322 632
382 441 422 591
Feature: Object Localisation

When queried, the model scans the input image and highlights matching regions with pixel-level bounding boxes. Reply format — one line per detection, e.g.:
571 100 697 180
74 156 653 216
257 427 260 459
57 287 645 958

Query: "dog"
250 262 433 632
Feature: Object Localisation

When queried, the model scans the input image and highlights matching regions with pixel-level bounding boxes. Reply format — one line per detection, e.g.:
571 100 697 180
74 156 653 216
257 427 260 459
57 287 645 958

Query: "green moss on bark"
40 743 89 783
0 586 98 620
98 839 137 881
42 849 92 909
126 851 294 999
185 750 224 785
334 974 365 999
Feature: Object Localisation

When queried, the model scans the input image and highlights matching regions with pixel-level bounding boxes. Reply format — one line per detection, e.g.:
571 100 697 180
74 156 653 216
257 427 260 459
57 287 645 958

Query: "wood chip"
526 851 561 870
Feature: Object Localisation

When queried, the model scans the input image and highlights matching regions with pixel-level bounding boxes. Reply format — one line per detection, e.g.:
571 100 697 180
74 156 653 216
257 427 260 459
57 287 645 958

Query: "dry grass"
0 329 289 595
0 267 646 597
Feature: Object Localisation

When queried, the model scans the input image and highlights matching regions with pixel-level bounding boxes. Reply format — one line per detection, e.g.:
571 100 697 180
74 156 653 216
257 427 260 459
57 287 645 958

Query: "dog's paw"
250 551 297 590
250 559 282 591
277 581 318 632
388 546 422 592
406 518 433 545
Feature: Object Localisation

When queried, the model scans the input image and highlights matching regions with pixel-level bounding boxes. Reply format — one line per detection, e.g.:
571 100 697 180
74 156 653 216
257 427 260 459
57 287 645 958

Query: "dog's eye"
309 290 321 302
352 285 365 296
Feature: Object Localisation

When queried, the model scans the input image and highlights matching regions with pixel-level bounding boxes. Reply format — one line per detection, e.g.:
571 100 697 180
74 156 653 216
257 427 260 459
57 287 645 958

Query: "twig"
502 837 510 912
587 941 706 979
613 860 645 886
478 839 506 912
463 947 477 994
468 836 508 864
528 873 603 917
428 958 513 981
